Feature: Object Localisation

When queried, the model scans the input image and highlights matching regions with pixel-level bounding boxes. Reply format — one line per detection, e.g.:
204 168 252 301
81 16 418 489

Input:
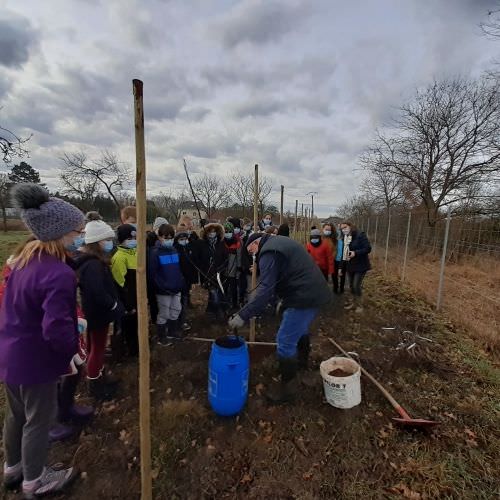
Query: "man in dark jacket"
340 222 372 312
229 233 332 403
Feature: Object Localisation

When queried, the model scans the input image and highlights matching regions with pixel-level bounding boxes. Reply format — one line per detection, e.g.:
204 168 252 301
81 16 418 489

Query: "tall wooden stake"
280 185 284 225
300 203 304 244
132 79 152 500
294 199 298 239
249 164 259 342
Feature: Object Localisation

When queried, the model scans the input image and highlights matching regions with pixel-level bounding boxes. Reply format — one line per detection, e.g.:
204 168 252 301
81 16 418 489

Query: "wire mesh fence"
353 210 500 352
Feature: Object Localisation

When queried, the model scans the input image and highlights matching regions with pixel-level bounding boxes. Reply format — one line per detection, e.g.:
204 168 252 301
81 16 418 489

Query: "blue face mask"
263 219 271 226
162 239 174 248
178 239 188 246
65 235 84 252
311 238 320 244
224 233 233 239
102 240 114 253
323 230 332 236
124 239 137 249
233 227 241 234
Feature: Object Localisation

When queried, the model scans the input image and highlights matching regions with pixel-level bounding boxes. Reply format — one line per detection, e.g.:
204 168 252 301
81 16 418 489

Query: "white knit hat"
84 220 115 244
153 216 169 231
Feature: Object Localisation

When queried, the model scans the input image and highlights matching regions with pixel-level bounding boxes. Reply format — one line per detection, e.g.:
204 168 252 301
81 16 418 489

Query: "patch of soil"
3 273 499 499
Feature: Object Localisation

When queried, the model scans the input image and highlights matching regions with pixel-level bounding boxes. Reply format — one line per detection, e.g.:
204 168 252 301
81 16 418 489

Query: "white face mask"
311 238 320 244
263 219 271 226
208 232 217 239
224 233 233 239
233 227 241 234
342 228 350 236
323 230 332 236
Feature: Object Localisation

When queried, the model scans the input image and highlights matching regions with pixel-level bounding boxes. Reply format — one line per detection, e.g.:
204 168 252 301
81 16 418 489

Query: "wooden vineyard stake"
249 163 259 342
280 185 284 225
293 200 299 240
132 79 152 500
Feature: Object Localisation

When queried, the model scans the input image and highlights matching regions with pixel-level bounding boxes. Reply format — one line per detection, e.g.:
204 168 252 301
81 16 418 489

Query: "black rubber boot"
156 323 169 346
265 357 299 404
297 335 311 371
88 375 119 402
166 319 183 340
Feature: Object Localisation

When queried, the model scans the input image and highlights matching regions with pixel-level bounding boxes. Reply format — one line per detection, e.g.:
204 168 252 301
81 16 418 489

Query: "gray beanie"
310 228 321 237
153 216 169 231
12 183 84 242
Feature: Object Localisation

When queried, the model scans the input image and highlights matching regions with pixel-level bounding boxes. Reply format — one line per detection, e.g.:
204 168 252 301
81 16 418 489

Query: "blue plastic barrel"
208 335 249 417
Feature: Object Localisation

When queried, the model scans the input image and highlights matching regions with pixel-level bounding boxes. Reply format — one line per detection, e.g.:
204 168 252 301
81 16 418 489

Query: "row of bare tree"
58 151 275 221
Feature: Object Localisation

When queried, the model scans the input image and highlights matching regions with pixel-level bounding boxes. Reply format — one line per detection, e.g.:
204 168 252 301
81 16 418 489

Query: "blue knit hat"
12 183 84 242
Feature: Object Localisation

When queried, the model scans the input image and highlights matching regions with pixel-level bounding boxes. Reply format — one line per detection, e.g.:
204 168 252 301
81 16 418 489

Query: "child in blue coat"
148 224 186 344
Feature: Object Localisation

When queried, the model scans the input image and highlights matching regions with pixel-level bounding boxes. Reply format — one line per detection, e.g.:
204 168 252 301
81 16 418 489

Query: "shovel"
328 338 439 429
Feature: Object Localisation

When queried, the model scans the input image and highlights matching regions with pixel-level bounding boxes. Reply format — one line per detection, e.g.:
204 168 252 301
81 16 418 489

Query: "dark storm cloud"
231 96 285 118
212 0 313 48
0 11 39 68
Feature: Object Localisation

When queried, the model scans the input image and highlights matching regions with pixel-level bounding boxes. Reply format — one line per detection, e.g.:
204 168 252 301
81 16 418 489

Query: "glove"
228 314 245 330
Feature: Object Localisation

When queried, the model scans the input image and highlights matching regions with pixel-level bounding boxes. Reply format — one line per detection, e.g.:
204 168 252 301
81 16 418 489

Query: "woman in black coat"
340 222 372 311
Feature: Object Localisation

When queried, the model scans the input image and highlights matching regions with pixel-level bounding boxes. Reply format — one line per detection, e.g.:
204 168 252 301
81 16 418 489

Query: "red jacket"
307 241 334 275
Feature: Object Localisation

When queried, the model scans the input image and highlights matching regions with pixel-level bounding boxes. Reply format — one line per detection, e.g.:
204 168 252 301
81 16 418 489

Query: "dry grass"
374 250 500 357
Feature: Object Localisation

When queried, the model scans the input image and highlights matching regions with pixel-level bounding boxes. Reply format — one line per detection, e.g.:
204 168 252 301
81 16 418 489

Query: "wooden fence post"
249 164 259 342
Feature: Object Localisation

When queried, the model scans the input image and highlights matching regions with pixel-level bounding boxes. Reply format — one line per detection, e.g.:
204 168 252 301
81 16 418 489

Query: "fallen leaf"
240 473 252 485
464 428 477 439
255 383 265 396
376 411 383 417
302 470 313 481
444 412 457 421
387 483 421 499
151 468 159 480
293 437 310 457
263 434 273 444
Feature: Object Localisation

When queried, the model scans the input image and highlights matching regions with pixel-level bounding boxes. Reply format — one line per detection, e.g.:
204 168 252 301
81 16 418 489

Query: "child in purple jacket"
0 184 84 498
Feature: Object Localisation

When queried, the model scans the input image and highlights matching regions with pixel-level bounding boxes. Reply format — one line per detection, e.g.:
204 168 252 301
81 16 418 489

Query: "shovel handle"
328 338 411 420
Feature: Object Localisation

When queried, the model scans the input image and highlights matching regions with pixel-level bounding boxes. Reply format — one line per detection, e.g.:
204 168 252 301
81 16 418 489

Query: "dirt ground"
2 272 500 499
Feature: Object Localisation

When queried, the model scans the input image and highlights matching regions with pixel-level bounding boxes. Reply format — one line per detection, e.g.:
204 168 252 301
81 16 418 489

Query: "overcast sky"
1 0 499 216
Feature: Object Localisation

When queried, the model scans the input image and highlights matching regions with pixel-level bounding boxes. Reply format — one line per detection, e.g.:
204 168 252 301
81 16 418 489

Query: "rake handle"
327 338 411 421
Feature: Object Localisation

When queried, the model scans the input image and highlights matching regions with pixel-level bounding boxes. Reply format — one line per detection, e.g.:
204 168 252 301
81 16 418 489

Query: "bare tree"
151 190 190 222
230 170 273 217
255 176 272 218
337 195 376 220
480 6 500 38
0 174 10 231
370 78 500 226
0 125 31 163
193 174 231 218
60 150 132 213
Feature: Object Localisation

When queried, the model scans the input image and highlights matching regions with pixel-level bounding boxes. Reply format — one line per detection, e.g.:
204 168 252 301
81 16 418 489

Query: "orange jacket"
307 240 334 275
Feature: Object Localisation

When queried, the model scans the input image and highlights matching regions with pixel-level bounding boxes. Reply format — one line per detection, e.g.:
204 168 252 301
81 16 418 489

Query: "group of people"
0 184 371 498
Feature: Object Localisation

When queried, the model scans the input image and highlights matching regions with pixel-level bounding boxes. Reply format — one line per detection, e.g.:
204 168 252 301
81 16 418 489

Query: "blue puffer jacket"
148 242 185 295
347 230 372 273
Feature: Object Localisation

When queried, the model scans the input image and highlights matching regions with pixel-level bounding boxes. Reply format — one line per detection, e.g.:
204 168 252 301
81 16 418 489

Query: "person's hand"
348 251 355 258
228 314 245 330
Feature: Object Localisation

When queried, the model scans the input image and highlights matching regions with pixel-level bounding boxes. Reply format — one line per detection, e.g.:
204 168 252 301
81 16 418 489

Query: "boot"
166 320 183 340
156 323 169 346
88 375 119 402
49 423 78 443
265 358 299 404
58 374 94 425
297 335 311 371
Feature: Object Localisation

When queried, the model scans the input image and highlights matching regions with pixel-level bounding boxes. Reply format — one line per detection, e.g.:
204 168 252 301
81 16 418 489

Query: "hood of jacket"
201 223 224 241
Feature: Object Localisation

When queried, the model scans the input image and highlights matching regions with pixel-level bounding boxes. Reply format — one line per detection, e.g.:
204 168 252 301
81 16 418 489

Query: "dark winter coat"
239 235 332 321
198 223 228 287
346 230 372 273
75 253 124 331
174 240 199 286
148 242 185 295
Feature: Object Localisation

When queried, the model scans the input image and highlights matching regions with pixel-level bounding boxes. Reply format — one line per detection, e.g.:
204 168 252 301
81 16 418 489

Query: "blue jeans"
276 307 319 358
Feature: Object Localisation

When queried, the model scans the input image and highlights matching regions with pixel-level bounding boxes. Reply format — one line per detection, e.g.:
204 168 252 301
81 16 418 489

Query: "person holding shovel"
228 233 332 403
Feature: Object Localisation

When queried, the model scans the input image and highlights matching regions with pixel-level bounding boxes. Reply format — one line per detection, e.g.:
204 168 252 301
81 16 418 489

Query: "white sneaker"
23 466 76 498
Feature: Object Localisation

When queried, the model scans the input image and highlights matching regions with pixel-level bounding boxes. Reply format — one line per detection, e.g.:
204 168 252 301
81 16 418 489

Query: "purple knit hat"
12 184 84 242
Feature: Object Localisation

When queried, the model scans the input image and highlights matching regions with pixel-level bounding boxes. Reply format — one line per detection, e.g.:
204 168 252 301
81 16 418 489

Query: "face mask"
178 239 188 246
65 235 84 252
102 240 114 253
208 232 217 239
263 219 271 226
323 230 332 236
124 239 137 249
234 227 241 234
244 225 251 231
224 233 233 239
162 239 174 248
311 238 320 244
342 228 350 236
187 230 192 235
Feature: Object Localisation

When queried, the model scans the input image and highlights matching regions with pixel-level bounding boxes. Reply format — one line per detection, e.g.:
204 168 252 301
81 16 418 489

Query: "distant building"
178 202 207 227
